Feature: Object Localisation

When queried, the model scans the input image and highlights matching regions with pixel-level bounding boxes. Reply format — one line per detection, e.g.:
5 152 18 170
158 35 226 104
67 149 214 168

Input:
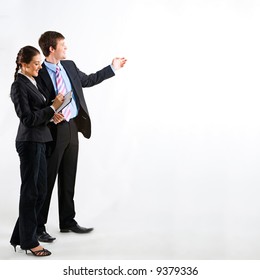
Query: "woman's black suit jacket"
11 73 55 142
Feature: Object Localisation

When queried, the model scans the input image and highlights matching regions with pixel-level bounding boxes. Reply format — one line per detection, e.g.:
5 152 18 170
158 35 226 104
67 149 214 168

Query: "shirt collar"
44 60 63 72
18 70 38 87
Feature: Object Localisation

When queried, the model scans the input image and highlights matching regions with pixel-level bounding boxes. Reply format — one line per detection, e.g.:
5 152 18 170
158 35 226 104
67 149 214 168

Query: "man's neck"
45 56 60 65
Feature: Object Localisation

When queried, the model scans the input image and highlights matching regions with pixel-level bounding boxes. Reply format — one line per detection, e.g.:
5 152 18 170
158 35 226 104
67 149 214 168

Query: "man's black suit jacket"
35 60 115 139
11 73 54 142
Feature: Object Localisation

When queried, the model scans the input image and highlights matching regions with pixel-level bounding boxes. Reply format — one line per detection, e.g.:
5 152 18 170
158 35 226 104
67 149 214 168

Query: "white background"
1 0 260 263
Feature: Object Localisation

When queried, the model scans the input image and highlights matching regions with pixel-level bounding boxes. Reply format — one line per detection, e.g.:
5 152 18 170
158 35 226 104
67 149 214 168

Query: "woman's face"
22 54 42 77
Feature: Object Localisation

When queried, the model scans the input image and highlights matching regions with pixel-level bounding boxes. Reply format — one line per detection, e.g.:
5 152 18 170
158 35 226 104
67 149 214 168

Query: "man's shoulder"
61 60 76 67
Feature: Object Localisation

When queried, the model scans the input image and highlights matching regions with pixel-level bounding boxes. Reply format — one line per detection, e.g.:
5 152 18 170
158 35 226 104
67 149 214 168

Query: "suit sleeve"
11 82 55 128
74 62 115 87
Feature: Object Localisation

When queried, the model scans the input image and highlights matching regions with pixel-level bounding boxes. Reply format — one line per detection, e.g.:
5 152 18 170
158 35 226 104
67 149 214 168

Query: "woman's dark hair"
14 45 40 80
38 31 65 57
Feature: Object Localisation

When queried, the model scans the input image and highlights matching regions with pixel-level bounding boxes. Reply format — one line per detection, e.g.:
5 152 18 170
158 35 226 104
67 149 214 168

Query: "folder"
55 91 72 113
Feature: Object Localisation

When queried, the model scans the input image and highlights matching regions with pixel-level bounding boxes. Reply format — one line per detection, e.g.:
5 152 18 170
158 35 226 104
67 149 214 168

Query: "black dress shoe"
38 231 56 243
60 224 94 234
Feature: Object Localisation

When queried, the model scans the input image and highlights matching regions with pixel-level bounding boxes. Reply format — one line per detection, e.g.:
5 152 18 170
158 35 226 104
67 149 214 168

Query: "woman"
10 46 64 257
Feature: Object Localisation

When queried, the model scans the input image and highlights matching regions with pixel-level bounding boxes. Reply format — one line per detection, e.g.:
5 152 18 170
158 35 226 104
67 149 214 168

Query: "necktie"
56 66 71 121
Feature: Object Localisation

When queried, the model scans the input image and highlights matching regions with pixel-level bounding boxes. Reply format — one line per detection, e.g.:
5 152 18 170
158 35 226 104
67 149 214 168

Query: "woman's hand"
52 93 64 111
53 112 64 124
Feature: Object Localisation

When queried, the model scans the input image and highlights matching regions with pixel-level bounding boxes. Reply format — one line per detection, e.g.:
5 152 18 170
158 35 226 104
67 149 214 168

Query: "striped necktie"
56 65 71 121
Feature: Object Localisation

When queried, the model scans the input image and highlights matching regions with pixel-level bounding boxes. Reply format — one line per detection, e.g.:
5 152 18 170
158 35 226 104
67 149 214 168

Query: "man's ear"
49 46 55 53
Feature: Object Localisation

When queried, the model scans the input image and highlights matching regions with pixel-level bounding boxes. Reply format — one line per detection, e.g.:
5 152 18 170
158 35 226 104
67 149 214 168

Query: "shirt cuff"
110 64 116 74
50 105 55 112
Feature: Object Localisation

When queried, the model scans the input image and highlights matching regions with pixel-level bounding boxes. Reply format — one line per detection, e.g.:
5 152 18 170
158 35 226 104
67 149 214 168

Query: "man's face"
53 39 67 60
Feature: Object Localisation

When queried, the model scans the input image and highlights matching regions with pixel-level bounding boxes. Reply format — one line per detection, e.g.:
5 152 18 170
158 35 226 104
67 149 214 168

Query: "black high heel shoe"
11 244 18 252
26 248 51 257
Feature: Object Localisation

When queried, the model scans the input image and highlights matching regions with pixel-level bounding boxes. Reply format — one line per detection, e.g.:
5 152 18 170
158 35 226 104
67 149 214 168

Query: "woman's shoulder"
10 75 28 98
12 74 32 89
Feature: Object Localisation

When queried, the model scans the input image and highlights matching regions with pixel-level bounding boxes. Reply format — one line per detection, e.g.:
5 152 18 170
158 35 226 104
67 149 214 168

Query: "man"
35 31 126 242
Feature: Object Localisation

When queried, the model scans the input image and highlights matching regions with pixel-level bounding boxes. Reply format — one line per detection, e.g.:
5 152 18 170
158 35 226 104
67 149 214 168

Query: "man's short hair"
39 31 65 57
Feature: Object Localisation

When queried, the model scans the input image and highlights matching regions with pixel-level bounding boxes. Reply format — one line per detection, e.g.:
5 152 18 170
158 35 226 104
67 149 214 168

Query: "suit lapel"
38 83 48 101
61 61 76 92
18 74 46 104
38 63 56 102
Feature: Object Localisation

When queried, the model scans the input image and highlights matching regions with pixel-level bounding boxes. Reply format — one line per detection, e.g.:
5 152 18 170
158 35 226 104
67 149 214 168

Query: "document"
55 91 72 112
